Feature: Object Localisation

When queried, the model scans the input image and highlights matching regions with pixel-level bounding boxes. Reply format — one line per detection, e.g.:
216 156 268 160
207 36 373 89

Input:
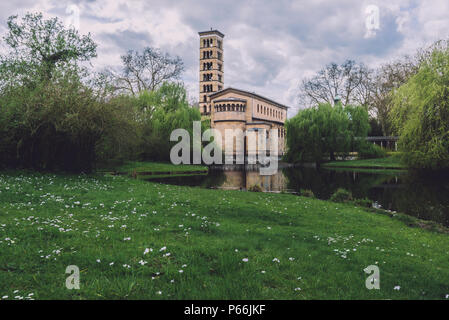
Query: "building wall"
210 91 286 155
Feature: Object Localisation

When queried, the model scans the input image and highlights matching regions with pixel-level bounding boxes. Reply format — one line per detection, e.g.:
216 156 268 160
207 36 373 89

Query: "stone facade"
198 30 224 115
198 30 288 156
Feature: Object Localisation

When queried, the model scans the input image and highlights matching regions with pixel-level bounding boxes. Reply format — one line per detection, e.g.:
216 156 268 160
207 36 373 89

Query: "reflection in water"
147 167 449 227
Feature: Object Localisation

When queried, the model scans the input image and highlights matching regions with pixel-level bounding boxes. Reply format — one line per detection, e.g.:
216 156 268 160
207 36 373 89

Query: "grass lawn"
0 171 448 300
323 156 406 170
98 161 208 175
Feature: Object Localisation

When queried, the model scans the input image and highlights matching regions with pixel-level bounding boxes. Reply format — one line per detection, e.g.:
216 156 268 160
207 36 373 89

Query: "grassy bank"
99 161 208 176
323 156 406 170
0 171 448 300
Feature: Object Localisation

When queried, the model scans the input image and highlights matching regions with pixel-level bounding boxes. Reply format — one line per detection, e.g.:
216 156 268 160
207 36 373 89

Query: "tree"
111 47 184 96
133 82 204 161
0 12 96 84
0 12 122 172
0 71 127 172
299 60 373 108
391 47 449 170
285 103 369 164
368 56 419 135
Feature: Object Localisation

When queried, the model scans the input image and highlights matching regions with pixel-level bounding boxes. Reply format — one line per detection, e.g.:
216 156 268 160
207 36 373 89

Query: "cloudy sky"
0 0 448 116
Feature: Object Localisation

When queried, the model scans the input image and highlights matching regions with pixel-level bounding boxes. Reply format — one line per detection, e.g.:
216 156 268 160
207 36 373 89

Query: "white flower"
156 291 162 295
294 288 301 291
109 262 114 266
179 270 183 273
261 270 266 274
394 286 401 290
96 259 101 263
289 257 295 261
123 237 131 241
272 258 280 263
160 246 166 252
182 264 187 268
138 260 147 266
2 296 8 299
445 294 449 299
143 248 152 255
242 258 248 262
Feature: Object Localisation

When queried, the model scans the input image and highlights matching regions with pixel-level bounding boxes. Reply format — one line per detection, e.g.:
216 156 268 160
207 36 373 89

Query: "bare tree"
299 60 373 108
111 47 184 96
369 56 420 135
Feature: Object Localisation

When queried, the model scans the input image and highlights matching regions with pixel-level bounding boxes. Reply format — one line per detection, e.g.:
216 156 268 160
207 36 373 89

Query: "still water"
146 167 449 227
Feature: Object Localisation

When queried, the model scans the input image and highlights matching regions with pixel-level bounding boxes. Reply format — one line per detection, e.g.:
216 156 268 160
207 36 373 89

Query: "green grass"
0 171 448 300
323 156 406 170
322 167 407 175
99 161 208 175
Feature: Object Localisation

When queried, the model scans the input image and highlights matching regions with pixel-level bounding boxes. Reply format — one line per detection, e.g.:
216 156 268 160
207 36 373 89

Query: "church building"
198 30 288 156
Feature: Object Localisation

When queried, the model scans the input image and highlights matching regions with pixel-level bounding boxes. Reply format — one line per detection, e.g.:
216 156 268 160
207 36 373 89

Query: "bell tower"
198 29 224 117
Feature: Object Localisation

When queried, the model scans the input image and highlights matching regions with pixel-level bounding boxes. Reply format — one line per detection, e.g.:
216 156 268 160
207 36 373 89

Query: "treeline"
290 39 449 170
0 13 204 172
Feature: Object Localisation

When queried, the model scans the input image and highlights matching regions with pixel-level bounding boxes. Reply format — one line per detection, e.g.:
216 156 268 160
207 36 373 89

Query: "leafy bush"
330 188 353 202
0 73 132 172
248 184 263 192
300 189 315 198
353 198 372 208
358 143 387 159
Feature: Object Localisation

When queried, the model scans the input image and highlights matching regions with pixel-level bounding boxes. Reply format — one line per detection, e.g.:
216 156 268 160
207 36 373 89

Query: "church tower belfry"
198 29 224 117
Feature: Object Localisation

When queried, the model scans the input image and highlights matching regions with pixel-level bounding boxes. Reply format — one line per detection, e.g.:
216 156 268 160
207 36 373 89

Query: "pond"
146 166 449 227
